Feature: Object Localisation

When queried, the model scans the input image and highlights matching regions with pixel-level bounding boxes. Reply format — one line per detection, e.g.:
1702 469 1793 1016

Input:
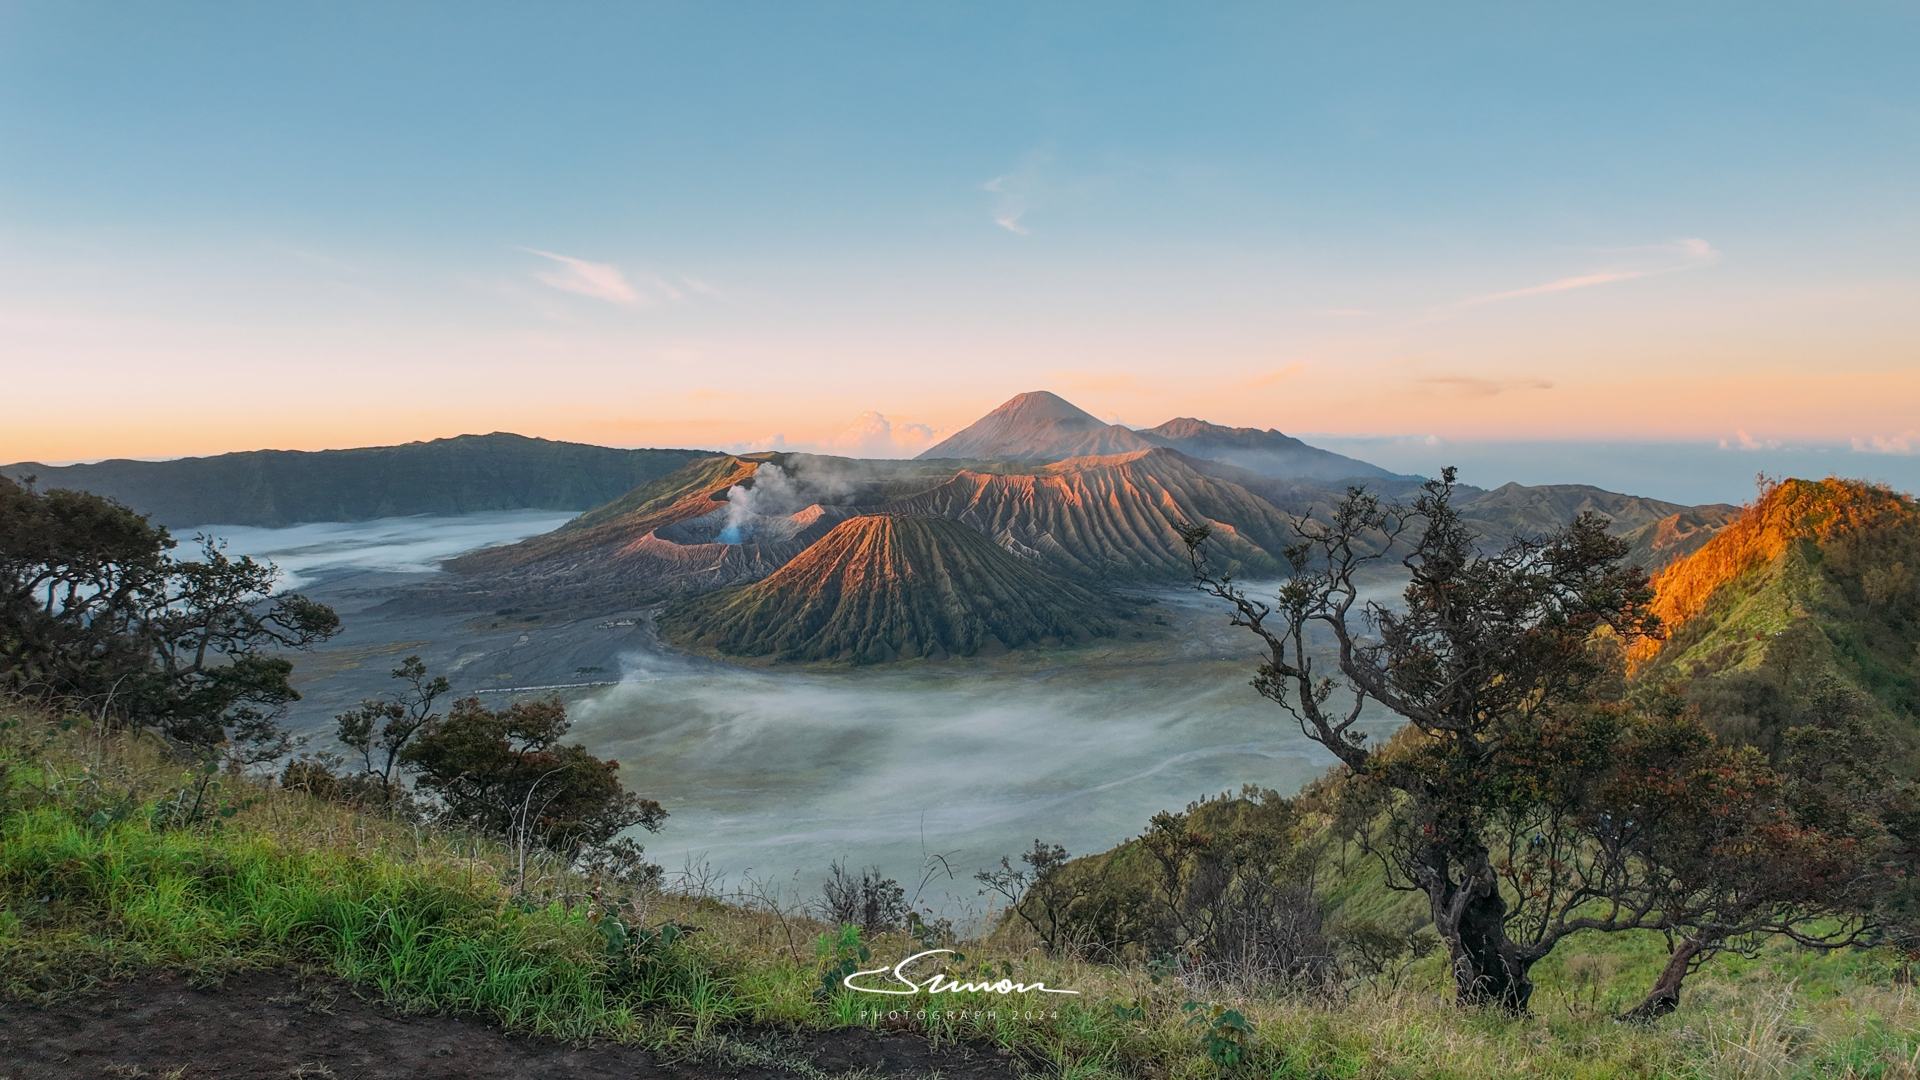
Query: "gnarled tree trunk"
1423 841 1535 1013
1618 938 1705 1023
1433 881 1534 1012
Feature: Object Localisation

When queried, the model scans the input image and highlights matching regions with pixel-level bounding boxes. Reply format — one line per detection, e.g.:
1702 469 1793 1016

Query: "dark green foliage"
992 789 1437 994
399 695 665 858
813 924 872 1000
977 840 1130 956
1133 790 1336 991
1186 468 1664 1012
333 655 451 796
1801 508 1920 720
0 476 339 756
288 676 667 878
1182 1001 1254 1069
1186 469 1912 1017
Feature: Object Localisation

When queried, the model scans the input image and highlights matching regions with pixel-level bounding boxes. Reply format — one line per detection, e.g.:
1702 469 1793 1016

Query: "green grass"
0 801 678 1040
4 706 1918 1078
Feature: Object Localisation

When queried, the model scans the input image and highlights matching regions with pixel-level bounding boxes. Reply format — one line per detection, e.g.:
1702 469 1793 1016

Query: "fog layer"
571 595 1399 918
192 510 579 590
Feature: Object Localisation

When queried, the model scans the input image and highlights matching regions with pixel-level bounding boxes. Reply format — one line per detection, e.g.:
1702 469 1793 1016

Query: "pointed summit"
993 390 1104 423
918 391 1155 461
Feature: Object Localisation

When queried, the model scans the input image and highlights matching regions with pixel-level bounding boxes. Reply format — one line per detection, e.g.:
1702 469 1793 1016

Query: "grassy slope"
5 705 1917 1078
1634 478 1920 745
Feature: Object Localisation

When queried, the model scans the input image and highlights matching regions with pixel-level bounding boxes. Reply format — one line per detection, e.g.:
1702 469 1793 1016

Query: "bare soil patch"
0 969 1021 1080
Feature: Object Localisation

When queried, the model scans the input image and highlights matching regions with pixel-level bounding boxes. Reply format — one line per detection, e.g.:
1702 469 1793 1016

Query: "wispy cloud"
521 248 642 306
1417 374 1554 398
1851 430 1919 455
1458 237 1720 307
516 249 721 309
983 150 1058 236
983 174 1031 235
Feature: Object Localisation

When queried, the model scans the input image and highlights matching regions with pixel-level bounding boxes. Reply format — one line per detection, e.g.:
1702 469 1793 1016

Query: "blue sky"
2 2 1916 501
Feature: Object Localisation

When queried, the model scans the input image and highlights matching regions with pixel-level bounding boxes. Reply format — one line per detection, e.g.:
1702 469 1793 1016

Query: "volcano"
446 454 833 603
917 391 1156 461
656 514 1124 663
886 447 1302 579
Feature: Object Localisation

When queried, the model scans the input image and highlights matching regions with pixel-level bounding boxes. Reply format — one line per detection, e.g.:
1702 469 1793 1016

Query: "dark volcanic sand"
0 969 1021 1080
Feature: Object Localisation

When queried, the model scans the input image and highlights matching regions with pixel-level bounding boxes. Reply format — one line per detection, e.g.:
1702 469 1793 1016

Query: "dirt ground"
0 969 1023 1080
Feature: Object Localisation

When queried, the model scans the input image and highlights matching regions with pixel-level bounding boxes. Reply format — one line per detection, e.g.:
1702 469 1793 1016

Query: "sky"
2 2 1916 498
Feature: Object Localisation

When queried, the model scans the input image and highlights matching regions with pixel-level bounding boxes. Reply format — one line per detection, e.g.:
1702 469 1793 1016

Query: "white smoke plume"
716 464 808 544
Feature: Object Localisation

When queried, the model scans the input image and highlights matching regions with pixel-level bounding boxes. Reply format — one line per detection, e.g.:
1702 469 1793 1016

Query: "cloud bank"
1852 430 1919 456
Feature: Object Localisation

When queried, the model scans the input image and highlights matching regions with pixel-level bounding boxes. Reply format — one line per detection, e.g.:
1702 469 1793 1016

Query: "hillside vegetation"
1633 478 1920 726
6 703 1919 1079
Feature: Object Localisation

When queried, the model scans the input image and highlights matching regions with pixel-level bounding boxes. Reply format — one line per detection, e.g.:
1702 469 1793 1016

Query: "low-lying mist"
194 510 579 590
570 598 1400 921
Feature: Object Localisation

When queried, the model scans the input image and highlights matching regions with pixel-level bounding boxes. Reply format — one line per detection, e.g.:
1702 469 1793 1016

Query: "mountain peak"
918 391 1150 461
992 390 1101 423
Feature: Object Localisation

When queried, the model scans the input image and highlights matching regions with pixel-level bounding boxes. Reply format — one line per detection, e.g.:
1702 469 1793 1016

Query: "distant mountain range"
0 433 705 527
8 390 1764 665
447 391 1754 663
1456 482 1739 570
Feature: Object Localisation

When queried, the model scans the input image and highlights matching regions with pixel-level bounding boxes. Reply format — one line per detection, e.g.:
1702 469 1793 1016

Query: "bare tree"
815 860 909 933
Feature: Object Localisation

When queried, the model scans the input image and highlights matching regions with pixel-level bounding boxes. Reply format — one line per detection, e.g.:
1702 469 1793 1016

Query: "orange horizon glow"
9 358 1918 466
